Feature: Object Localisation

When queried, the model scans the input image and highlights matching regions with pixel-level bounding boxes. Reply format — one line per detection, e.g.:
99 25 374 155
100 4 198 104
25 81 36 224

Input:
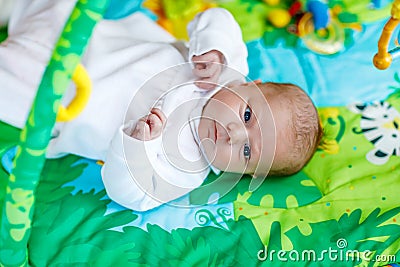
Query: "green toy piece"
0 0 109 266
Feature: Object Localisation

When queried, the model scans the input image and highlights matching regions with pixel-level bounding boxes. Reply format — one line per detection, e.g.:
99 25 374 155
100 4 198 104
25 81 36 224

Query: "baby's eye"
244 106 252 122
244 144 251 159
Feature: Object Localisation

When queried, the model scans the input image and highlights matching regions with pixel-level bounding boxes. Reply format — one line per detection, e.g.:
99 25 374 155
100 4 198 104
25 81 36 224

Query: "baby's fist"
192 50 224 90
131 108 167 141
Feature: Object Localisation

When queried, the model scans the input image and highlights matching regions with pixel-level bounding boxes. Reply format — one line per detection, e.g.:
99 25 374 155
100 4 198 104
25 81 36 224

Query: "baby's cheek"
213 144 235 170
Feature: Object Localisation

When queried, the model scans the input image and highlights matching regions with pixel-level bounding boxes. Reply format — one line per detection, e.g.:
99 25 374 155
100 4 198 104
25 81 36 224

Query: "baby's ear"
225 80 243 88
242 80 262 86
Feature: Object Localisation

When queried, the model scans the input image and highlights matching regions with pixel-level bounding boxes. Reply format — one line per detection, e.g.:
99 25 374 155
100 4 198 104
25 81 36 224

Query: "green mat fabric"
0 27 7 43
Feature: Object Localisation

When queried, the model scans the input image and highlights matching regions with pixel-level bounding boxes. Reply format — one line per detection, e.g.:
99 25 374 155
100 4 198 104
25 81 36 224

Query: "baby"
0 0 321 211
102 58 322 211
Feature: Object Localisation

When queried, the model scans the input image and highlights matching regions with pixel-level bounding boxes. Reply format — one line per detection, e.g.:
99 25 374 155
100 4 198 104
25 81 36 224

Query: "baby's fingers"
193 62 221 78
150 108 167 125
131 108 166 140
146 108 167 139
147 114 163 138
194 66 222 90
131 119 151 140
192 50 223 78
192 50 223 65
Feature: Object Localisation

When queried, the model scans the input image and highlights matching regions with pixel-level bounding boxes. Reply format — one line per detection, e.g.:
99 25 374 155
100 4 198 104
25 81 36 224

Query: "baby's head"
198 81 322 178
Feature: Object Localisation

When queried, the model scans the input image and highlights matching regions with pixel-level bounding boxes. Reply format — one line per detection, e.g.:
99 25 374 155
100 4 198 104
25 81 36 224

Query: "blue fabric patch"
104 0 155 20
1 146 16 174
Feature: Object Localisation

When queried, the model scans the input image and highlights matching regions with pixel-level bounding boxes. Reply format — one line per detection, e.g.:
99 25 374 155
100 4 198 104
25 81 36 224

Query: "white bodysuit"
0 0 248 211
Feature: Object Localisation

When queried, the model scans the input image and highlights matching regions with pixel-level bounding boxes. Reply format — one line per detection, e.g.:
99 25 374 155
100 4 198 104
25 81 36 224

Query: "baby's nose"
227 122 247 144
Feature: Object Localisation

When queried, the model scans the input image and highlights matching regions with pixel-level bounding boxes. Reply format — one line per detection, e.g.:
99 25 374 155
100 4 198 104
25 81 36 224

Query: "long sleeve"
187 8 249 76
101 120 208 211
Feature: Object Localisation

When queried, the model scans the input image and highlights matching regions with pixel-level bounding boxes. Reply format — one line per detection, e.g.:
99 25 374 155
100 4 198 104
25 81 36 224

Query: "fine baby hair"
260 82 323 176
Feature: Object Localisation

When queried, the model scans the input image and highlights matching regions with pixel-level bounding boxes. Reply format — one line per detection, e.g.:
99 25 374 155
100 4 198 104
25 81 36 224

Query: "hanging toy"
307 0 330 30
263 0 292 28
297 0 345 55
373 0 400 70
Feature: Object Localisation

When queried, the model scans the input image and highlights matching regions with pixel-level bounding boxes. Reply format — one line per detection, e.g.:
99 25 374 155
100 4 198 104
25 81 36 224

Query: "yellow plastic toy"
297 12 345 55
263 0 291 28
268 8 291 28
57 63 92 122
263 0 280 6
373 0 400 70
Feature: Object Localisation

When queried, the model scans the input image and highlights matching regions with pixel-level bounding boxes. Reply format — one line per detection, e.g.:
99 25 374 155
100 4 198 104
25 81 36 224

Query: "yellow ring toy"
373 0 400 70
57 63 92 122
297 12 344 55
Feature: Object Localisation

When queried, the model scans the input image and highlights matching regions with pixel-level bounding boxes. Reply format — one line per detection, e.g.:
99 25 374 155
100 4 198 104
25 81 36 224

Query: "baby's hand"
131 108 167 141
192 50 224 90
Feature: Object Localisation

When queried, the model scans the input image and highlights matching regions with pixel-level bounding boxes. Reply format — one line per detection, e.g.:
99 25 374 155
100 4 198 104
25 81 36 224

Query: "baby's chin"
209 159 250 175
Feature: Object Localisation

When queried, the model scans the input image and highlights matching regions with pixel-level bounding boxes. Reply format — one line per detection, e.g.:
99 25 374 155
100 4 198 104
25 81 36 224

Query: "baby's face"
198 82 290 177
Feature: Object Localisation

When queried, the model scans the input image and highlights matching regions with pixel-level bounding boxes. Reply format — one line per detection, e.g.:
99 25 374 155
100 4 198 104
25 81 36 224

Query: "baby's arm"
187 8 249 85
102 118 205 211
102 122 166 211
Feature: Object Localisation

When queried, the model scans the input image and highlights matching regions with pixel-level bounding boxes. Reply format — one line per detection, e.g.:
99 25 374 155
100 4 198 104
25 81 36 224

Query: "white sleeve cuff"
101 120 210 211
187 8 249 75
101 122 164 211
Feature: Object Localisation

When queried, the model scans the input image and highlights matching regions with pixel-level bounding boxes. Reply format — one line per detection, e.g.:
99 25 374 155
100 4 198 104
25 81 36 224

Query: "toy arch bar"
0 0 109 266
373 0 400 70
